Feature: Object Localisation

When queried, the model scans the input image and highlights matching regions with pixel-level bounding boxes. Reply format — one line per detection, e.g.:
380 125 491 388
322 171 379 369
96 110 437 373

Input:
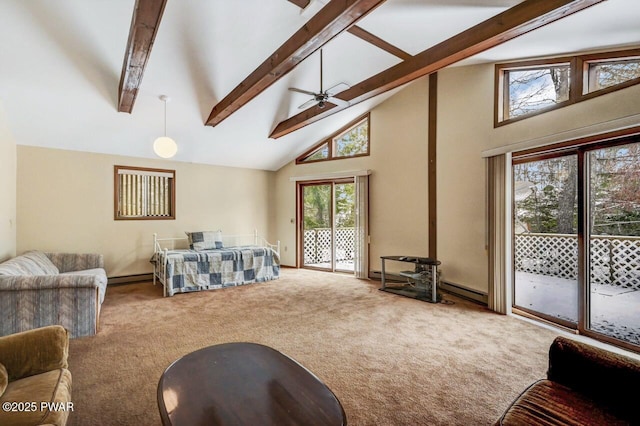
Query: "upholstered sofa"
0 325 72 426
0 251 107 338
496 335 640 425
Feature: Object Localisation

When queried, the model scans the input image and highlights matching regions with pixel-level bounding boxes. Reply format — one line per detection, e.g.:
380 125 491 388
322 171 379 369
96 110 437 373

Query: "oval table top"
157 342 347 426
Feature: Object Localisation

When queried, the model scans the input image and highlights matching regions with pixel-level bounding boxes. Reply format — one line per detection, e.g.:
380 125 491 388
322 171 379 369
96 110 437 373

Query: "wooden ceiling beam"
118 0 168 113
347 25 412 61
287 1 411 61
287 0 311 8
206 0 387 127
269 0 605 138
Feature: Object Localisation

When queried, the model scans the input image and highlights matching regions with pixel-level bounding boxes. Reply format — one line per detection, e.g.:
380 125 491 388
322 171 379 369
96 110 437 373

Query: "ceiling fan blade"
298 98 318 110
325 82 350 96
327 96 350 107
289 87 317 96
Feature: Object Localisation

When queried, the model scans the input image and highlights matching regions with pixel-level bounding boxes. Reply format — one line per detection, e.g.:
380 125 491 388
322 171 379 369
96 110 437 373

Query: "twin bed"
152 230 280 297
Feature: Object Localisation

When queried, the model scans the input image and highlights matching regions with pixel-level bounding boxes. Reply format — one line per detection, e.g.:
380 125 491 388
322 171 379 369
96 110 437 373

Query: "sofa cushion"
0 363 7 396
0 368 72 426
0 251 59 276
59 268 108 304
498 379 627 426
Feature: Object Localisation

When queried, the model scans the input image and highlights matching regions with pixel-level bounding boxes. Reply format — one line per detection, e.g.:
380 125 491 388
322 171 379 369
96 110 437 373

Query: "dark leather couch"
496 335 640 425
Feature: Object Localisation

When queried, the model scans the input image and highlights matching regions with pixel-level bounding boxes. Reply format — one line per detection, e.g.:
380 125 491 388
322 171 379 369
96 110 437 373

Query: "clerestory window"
584 56 640 94
502 63 571 121
297 114 370 164
496 48 640 126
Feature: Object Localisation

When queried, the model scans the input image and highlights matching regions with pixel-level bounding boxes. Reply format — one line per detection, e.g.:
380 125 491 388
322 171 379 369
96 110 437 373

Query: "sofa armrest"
45 252 104 273
0 325 68 381
0 275 103 338
547 336 640 421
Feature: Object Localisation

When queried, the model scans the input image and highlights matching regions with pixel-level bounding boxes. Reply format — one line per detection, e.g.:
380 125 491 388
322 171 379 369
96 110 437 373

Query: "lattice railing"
303 227 355 265
515 233 640 289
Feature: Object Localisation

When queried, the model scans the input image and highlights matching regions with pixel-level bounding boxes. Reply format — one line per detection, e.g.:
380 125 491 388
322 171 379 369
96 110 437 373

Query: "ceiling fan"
289 49 350 110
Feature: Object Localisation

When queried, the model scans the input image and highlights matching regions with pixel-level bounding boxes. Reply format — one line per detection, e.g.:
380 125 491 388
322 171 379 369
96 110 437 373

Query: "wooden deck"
515 271 640 345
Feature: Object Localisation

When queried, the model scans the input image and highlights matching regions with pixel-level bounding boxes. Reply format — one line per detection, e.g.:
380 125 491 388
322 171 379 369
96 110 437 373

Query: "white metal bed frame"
152 230 280 297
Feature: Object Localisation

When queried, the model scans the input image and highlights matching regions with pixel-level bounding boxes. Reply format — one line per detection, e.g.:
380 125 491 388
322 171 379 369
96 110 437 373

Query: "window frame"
113 165 176 221
296 113 370 165
579 50 640 98
495 48 640 127
497 57 574 124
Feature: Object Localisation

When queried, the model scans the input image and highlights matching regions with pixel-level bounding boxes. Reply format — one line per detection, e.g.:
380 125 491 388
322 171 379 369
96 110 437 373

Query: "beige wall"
11 61 638 290
0 101 17 261
17 146 274 277
274 77 430 271
437 63 640 293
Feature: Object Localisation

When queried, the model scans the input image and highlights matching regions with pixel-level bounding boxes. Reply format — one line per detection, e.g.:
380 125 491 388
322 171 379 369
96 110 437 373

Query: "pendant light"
153 95 177 158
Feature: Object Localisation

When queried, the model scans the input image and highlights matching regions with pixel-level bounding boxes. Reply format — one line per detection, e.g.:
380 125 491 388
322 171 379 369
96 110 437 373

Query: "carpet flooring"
67 268 560 425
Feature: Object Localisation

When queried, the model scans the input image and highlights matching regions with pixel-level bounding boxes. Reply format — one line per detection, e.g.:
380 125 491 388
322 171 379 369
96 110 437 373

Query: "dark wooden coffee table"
157 342 347 426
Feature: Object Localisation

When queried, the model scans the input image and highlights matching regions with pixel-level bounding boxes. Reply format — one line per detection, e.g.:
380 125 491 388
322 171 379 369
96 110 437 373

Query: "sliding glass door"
300 180 355 272
588 143 640 346
302 183 333 271
512 138 640 351
513 155 579 326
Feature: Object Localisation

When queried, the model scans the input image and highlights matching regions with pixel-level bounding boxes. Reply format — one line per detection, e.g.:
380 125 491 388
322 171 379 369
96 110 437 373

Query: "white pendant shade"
153 136 177 158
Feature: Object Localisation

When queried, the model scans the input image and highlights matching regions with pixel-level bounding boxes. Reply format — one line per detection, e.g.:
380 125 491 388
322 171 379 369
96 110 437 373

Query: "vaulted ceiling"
1 0 639 170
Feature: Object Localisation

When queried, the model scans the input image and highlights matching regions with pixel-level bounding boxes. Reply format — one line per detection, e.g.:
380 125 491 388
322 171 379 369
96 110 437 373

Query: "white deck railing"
303 227 355 265
515 233 640 290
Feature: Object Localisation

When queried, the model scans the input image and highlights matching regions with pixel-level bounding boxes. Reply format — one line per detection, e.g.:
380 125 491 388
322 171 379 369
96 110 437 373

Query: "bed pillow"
186 230 223 251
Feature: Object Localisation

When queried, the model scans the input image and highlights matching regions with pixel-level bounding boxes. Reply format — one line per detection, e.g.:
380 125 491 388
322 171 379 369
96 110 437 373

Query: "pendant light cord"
164 98 167 137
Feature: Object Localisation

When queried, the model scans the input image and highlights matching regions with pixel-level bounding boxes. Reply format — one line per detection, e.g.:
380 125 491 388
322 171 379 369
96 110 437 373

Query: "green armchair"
0 325 72 426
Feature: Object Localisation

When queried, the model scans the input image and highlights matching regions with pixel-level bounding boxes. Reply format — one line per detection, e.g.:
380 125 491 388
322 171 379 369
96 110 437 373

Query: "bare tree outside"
506 57 640 121
589 58 640 92
590 143 640 236
506 65 570 119
514 156 577 234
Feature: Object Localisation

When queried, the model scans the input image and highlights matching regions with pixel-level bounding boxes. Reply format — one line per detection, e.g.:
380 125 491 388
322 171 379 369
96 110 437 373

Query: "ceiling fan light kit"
153 95 177 159
289 48 350 111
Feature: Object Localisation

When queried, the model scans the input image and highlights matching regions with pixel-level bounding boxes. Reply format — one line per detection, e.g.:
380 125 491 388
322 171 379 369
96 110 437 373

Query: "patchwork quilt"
154 246 280 296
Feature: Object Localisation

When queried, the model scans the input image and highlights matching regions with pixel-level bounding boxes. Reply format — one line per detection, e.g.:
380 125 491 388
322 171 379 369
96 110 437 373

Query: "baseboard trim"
440 281 488 305
369 270 487 305
108 273 153 285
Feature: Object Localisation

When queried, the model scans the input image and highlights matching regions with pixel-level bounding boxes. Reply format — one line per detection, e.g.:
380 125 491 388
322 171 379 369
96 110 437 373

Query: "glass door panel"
589 143 640 345
302 184 333 270
513 155 579 324
334 182 355 272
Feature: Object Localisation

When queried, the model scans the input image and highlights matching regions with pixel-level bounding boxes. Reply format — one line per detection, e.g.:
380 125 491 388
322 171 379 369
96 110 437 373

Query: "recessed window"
586 57 640 93
297 114 370 164
496 48 640 126
114 166 175 220
503 64 570 120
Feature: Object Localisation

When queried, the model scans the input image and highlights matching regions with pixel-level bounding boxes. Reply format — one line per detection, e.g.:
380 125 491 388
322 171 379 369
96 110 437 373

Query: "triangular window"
296 114 370 164
299 143 329 163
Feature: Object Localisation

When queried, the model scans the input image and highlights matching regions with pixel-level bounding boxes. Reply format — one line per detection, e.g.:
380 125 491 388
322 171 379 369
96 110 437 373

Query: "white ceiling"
1 0 638 171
